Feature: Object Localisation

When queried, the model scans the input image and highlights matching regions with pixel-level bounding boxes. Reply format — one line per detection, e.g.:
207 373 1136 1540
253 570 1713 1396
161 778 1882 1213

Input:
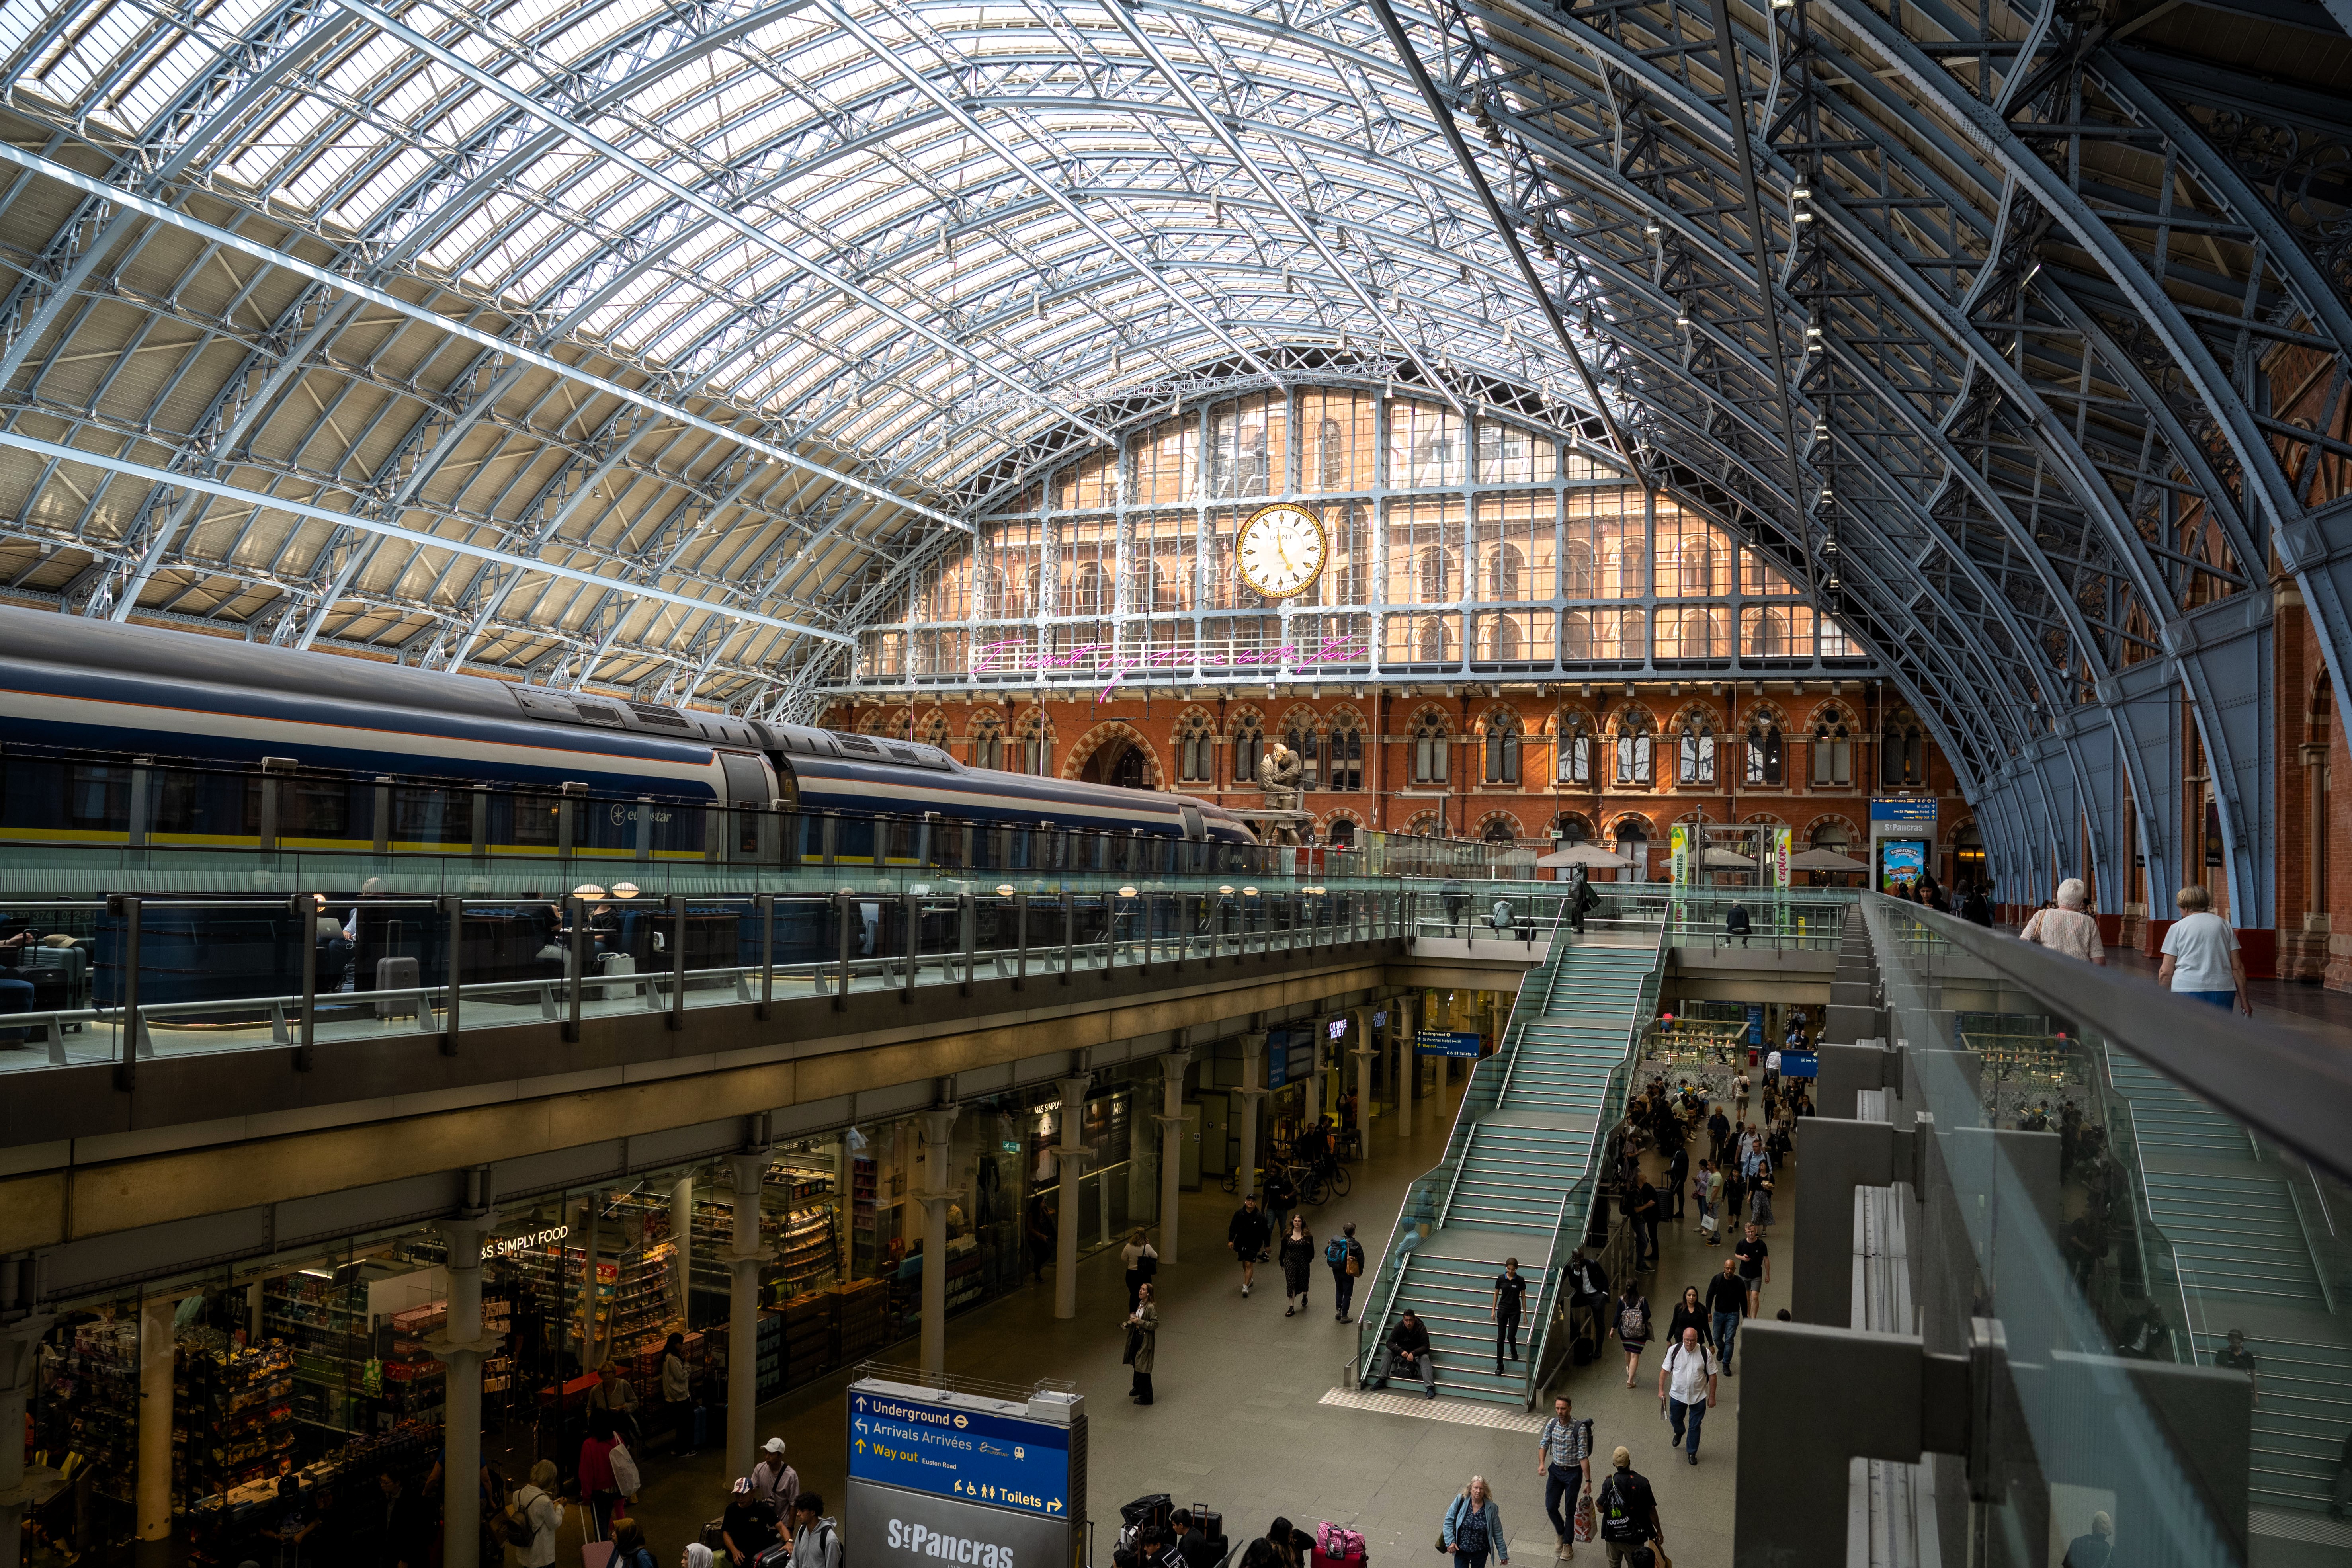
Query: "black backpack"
504 1488 541 1549
1597 1476 1641 1543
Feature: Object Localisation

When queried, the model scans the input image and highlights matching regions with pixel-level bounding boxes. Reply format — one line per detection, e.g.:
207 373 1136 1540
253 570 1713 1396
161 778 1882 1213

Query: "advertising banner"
1880 840 1926 892
1769 828 1792 890
1669 824 1690 888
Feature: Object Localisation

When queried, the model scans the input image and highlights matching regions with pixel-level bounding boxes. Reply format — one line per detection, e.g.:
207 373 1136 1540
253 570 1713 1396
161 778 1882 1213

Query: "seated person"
1383 1307 1438 1398
0 923 36 1035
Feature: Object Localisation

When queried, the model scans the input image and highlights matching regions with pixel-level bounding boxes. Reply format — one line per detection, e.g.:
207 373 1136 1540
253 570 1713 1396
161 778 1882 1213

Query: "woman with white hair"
2159 884 2251 1015
2020 878 2105 966
1440 1476 1509 1568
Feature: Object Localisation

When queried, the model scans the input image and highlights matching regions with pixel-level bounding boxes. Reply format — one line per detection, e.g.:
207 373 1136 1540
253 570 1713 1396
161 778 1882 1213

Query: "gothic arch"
1061 721 1163 789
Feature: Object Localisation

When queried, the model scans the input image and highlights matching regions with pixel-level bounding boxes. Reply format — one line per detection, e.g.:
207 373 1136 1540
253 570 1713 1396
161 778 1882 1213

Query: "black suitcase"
1121 1494 1173 1531
1189 1507 1223 1546
702 1520 729 1552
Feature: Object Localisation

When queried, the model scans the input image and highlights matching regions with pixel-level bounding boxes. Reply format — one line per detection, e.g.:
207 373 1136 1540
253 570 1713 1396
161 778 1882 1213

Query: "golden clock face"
1235 502 1327 599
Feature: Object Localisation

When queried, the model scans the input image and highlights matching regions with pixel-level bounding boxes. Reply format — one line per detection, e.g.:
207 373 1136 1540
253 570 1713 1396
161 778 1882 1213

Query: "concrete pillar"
432 1212 501 1568
1350 1006 1376 1151
1155 1051 1191 1266
1396 997 1416 1139
0 1296 59 1568
669 1175 695 1326
1052 1077 1094 1321
1235 1034 1268 1199
916 1105 961 1376
135 1293 174 1562
725 1146 774 1481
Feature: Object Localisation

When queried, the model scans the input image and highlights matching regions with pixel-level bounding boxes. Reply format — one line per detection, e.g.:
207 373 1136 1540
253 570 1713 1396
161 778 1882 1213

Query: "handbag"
1572 1498 1595 1544
1345 1247 1362 1277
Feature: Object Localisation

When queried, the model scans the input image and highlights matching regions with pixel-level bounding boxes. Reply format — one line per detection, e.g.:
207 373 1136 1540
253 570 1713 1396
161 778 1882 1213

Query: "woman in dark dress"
1277 1214 1317 1318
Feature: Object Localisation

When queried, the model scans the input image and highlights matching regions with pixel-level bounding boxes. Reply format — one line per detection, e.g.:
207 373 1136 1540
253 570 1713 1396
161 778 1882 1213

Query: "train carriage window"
393 786 474 845
510 793 559 846
243 777 351 839
155 769 224 834
68 765 130 831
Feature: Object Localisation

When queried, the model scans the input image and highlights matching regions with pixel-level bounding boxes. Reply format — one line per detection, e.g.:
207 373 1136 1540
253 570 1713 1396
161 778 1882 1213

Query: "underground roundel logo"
1235 502 1328 599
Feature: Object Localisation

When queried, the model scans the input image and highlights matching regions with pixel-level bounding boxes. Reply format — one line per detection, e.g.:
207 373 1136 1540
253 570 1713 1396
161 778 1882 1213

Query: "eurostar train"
0 603 1257 860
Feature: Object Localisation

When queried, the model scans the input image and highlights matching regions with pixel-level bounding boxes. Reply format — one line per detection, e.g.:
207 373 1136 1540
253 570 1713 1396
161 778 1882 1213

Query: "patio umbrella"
1788 846 1871 872
1700 847 1757 869
1536 842 1632 868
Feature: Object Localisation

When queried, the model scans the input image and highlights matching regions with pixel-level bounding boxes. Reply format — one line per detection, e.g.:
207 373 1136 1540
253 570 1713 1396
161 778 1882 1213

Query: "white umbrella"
1789 846 1870 872
1536 842 1632 868
1700 846 1756 869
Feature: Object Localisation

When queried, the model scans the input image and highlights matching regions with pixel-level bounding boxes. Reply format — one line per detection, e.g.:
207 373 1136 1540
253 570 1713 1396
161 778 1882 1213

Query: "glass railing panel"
1863 893 2352 1558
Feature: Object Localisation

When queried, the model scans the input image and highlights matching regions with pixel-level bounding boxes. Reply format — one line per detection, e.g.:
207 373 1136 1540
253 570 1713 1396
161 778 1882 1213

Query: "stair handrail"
1520 920 1671 1407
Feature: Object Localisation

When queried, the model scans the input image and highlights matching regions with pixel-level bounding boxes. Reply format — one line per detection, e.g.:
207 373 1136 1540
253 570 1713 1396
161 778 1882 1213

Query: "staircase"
2106 1050 2349 1513
1365 929 1664 1407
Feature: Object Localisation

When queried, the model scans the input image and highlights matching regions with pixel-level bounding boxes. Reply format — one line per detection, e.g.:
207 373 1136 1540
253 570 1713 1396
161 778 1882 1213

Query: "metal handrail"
1519 921 1671 1407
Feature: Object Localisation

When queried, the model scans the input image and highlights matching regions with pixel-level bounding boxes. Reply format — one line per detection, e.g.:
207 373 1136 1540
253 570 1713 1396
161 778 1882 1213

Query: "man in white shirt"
752 1437 799 1518
2158 884 2250 1016
1656 1326 1718 1465
1763 1049 1781 1092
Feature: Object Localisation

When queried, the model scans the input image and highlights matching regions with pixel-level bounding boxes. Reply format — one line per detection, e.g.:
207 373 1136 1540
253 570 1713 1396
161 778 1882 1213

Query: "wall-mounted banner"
1669 824 1691 888
1768 828 1791 890
1416 1030 1482 1058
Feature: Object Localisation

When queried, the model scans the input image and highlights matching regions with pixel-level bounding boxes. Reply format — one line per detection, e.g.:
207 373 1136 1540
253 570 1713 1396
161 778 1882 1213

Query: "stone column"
135 1293 174 1564
916 1105 961 1376
1350 1007 1377 1150
1052 1076 1095 1321
0 1296 59 1568
1235 1033 1269 1199
669 1175 695 1326
1155 1051 1192 1266
430 1212 502 1568
725 1144 774 1481
1396 997 1416 1138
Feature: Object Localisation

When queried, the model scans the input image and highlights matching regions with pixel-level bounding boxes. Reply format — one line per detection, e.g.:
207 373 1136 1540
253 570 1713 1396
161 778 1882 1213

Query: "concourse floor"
598 1075 1785 1568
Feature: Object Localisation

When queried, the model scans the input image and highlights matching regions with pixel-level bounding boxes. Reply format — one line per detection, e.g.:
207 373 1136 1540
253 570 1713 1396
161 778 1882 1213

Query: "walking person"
1278 1213 1317 1318
1612 1281 1651 1390
505 1459 559 1568
1124 1281 1159 1404
1691 1159 1715 1241
1735 1220 1771 1315
1440 1477 1509 1568
1628 1177 1659 1273
1666 1285 1710 1351
1493 1257 1529 1373
1121 1228 1160 1311
1749 1164 1775 1234
1657 1325 1719 1464
750 1438 798 1520
1326 1221 1366 1322
1592 1448 1663 1568
578 1411 623 1541
1664 1141 1688 1222
1706 1104 1730 1165
2022 878 2107 966
2159 884 2252 1014
613 1521 657 1568
1704 1163 1726 1245
1025 1195 1054 1285
1227 1194 1272 1298
1535 1396 1593 1560
790 1495 840 1568
660 1331 696 1458
1705 1255 1747 1374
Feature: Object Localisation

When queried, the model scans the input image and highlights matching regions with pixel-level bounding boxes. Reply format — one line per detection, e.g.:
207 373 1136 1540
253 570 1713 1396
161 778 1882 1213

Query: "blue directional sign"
1778 1050 1819 1079
849 1386 1071 1519
1416 1029 1482 1058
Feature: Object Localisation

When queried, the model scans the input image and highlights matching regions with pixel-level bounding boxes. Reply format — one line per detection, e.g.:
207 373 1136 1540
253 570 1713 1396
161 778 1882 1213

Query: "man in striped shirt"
1535 1394 1593 1558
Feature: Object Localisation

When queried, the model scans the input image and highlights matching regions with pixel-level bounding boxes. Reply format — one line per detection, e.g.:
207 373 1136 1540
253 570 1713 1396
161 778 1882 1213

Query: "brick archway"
1061 721 1164 789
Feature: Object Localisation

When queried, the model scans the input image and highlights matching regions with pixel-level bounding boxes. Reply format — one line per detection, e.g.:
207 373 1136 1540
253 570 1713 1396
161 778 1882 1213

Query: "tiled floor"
604 1080 1778 1568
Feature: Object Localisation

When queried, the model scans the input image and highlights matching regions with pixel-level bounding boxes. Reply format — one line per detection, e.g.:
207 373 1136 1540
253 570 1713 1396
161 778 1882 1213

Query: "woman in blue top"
1442 1476 1508 1568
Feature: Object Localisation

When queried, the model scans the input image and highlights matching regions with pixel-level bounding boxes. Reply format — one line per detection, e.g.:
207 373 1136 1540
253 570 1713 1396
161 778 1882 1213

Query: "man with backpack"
1325 1222 1366 1322
1592 1448 1663 1567
791 1492 842 1568
1534 1395 1592 1558
1227 1194 1273 1299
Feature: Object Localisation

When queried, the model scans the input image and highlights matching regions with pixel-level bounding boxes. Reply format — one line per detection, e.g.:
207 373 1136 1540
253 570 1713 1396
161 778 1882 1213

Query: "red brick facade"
821 681 1975 884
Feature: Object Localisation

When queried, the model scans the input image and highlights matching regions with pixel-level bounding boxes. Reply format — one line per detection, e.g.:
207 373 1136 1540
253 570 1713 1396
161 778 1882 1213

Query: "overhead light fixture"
1675 307 1690 327
1645 219 1662 238
1034 291 1047 319
1213 199 1225 225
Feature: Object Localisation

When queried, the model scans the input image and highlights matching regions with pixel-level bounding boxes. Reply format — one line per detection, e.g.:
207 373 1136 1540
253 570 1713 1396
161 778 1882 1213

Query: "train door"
1178 804 1205 875
717 750 779 863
